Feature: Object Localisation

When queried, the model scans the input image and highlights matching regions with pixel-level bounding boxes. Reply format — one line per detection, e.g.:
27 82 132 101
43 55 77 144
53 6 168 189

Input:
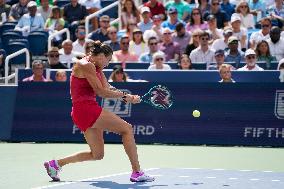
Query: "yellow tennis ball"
192 110 200 118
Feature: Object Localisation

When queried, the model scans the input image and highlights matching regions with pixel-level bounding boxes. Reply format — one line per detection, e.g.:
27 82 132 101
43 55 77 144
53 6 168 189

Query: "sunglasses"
247 55 256 59
192 12 200 15
155 58 164 61
109 31 117 34
121 42 129 45
261 24 270 28
240 5 248 8
149 42 158 46
101 20 110 23
212 3 219 6
163 32 172 35
49 54 59 58
201 37 209 41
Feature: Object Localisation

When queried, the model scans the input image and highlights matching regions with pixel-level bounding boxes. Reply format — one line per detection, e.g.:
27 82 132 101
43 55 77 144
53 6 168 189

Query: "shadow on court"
40 168 284 189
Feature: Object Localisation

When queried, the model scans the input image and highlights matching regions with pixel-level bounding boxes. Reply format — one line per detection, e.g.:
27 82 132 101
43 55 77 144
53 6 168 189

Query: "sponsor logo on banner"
101 89 132 117
275 90 284 119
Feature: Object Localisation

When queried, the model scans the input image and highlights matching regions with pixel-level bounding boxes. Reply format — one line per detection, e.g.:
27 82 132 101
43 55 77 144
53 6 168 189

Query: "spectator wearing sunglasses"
238 48 264 71
139 36 162 62
73 25 92 54
249 17 272 49
148 51 171 70
104 26 120 51
47 47 68 69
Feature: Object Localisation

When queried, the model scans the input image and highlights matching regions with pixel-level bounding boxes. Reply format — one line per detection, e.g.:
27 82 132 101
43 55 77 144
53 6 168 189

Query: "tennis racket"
139 85 173 110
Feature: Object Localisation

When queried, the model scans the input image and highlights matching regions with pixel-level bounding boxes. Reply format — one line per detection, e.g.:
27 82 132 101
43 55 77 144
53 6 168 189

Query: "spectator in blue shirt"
161 7 184 31
224 36 245 66
137 6 153 32
220 0 235 18
88 15 110 43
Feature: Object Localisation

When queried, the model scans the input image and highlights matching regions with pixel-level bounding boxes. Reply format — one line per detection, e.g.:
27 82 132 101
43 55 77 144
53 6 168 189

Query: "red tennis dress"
70 70 103 132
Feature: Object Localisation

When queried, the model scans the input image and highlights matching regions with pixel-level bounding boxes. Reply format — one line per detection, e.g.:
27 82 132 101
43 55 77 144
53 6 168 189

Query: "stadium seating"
1 31 22 50
0 21 17 35
54 0 70 8
28 32 48 56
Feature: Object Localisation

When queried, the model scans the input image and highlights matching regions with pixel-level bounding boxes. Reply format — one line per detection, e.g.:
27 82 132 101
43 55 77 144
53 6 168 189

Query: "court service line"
32 168 159 189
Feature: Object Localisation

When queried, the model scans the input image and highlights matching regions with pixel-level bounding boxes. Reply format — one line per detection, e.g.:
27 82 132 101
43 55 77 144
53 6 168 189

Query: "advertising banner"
11 83 284 146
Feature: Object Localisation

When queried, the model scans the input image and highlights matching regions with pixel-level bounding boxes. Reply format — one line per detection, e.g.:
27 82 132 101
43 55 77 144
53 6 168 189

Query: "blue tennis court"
35 168 284 189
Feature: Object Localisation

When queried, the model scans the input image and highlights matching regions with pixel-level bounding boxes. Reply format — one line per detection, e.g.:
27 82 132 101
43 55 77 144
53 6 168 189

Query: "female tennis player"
44 41 154 182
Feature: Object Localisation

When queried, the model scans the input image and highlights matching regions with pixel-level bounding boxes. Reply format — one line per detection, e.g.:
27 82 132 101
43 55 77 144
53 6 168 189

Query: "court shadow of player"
84 180 168 188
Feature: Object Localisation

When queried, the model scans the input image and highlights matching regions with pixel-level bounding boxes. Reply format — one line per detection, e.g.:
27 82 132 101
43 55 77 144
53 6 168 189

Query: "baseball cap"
140 6 150 14
133 28 142 34
48 47 59 53
223 28 233 35
99 15 110 22
168 7 177 14
228 36 239 44
215 49 225 56
206 14 216 21
244 49 256 57
27 1 37 8
231 13 241 23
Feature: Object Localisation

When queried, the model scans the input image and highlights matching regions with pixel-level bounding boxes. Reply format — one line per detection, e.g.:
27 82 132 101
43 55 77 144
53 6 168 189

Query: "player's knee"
122 123 133 135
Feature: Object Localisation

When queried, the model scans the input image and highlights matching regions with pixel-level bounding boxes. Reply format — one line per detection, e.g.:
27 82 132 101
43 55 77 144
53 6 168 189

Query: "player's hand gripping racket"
139 85 173 110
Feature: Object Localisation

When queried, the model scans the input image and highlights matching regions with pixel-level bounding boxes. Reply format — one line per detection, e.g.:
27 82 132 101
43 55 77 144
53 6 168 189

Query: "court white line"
271 180 281 182
250 178 260 181
206 177 216 179
212 169 225 171
263 171 273 173
179 176 190 178
239 170 252 172
32 168 159 189
228 178 238 180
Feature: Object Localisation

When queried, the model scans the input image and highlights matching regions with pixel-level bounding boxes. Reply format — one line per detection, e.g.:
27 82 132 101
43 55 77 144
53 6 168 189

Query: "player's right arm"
79 62 125 99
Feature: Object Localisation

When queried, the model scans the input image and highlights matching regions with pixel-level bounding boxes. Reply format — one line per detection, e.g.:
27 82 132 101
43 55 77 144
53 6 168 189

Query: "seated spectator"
190 31 215 64
255 40 277 68
112 35 139 62
203 0 229 29
88 15 110 43
129 28 149 56
79 0 101 30
139 36 161 62
278 58 284 70
186 8 208 32
206 14 223 45
108 65 129 82
248 0 266 24
22 60 49 82
63 0 87 41
267 0 284 28
221 0 235 18
148 51 172 70
121 0 140 29
211 26 233 51
45 6 65 45
235 0 255 29
37 0 52 22
138 6 153 33
266 26 284 61
15 1 45 36
165 0 191 21
173 22 191 53
230 13 247 50
238 48 264 71
249 17 272 49
59 39 80 67
143 0 166 20
208 49 226 70
198 0 211 16
73 25 91 54
104 26 120 52
219 63 236 83
9 0 28 21
47 47 68 69
0 0 11 23
161 7 184 31
184 29 202 56
159 28 181 62
224 36 245 65
178 54 193 70
151 15 163 40
55 70 67 82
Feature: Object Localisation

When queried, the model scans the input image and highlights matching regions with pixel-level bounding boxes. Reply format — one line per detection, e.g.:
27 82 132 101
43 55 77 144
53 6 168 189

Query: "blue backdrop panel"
0 86 17 140
11 83 284 146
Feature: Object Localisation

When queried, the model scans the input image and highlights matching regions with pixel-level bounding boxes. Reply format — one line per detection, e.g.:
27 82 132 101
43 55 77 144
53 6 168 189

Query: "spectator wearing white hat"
15 1 45 36
230 13 247 50
137 6 153 33
238 49 264 71
235 0 255 29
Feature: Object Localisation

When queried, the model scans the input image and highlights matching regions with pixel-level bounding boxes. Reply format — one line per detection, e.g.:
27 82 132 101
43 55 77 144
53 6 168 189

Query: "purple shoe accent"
44 161 60 182
49 160 59 170
130 171 155 182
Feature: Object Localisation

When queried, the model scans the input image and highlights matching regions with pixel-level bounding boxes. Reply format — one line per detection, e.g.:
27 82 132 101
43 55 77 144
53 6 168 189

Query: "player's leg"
44 128 104 181
57 128 104 167
92 109 154 182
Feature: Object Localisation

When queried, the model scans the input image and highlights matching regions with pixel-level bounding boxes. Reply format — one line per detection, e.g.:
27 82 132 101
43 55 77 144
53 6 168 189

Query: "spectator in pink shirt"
22 60 49 82
112 35 139 62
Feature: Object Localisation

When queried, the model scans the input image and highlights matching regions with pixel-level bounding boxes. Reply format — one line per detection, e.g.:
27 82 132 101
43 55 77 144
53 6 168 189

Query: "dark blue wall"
4 82 284 147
